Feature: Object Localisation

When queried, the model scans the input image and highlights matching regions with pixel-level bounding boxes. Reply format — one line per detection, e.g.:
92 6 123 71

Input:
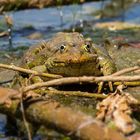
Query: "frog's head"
45 32 101 76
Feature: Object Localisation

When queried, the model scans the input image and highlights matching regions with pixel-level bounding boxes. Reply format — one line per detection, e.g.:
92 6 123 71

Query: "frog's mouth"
45 55 102 76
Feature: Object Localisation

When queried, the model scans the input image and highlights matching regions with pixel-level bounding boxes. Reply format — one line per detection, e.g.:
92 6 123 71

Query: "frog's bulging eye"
84 44 91 52
60 45 66 52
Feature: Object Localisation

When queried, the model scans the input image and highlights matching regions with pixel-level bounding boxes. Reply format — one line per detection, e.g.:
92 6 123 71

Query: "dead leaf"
96 92 138 135
0 87 20 106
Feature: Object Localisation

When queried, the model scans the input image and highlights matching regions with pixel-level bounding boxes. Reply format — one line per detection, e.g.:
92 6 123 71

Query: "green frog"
22 32 117 91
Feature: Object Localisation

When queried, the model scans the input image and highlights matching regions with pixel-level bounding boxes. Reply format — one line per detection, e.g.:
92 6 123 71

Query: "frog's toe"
108 81 113 92
98 81 114 93
98 82 104 93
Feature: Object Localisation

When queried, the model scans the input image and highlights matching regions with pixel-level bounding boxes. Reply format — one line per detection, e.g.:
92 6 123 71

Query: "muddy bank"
0 0 94 13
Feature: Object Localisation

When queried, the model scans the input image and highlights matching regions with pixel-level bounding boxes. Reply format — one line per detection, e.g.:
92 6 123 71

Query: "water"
124 3 140 23
0 2 104 49
11 2 101 30
0 1 140 49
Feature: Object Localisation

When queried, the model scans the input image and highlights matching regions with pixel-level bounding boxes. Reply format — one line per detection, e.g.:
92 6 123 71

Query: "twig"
0 63 62 78
41 90 106 99
112 66 140 76
0 63 139 79
19 88 32 140
23 75 140 93
5 14 13 48
0 63 140 93
0 31 8 37
114 81 140 86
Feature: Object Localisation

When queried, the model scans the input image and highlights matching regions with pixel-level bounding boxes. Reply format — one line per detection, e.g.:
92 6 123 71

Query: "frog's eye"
84 44 91 52
59 45 66 52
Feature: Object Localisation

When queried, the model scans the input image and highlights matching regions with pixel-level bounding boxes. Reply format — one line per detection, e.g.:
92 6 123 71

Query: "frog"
22 32 117 92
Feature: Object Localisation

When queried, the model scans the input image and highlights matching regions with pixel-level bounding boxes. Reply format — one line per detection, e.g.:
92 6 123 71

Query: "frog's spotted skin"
22 32 116 77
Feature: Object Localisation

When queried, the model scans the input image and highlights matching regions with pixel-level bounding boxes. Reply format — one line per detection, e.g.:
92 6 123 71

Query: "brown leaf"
96 92 138 135
0 87 20 105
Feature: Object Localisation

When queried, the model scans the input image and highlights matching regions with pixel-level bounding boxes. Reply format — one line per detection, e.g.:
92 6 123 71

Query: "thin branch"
0 63 139 79
114 81 140 86
19 88 32 140
23 75 140 93
0 63 62 78
112 66 140 76
0 31 8 37
41 90 106 99
0 63 140 93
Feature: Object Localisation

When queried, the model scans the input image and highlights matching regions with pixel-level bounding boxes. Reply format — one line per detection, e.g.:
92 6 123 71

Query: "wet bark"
0 88 126 140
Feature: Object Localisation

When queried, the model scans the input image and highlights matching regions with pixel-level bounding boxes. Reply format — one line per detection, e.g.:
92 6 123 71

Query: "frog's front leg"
98 56 117 93
92 44 117 92
31 65 47 83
